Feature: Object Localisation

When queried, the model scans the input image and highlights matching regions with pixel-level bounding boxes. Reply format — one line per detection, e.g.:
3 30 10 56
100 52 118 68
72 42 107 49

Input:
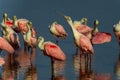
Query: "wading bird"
113 21 120 45
23 22 37 52
38 36 66 61
49 21 67 44
1 22 20 49
13 16 37 36
64 15 94 73
92 20 112 44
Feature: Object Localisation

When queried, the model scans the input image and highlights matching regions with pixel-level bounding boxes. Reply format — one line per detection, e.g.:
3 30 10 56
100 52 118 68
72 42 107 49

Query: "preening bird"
49 21 67 44
73 18 93 39
38 36 66 61
23 22 37 52
64 15 94 54
1 21 20 49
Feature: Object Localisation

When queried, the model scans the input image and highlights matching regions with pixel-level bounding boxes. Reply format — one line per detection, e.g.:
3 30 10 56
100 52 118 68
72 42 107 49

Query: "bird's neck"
38 39 45 51
26 25 32 40
67 20 82 39
13 19 18 27
92 26 99 35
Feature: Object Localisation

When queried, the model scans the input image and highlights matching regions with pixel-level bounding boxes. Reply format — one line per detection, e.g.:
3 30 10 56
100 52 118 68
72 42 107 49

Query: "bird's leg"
89 54 93 74
24 42 27 53
51 57 55 78
54 36 59 45
0 49 3 57
85 53 88 74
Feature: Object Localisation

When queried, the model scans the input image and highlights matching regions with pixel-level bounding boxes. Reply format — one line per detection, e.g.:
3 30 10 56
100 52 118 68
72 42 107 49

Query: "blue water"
0 0 120 80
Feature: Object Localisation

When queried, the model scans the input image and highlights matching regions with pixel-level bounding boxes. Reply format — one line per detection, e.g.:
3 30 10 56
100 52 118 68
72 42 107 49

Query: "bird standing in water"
64 15 94 74
23 22 37 53
1 20 20 50
49 21 67 44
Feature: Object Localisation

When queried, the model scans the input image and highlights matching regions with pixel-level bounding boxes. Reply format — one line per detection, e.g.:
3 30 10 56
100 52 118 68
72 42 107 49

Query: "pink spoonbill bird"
64 15 94 73
48 21 67 44
73 18 93 39
64 15 94 54
38 36 66 61
113 21 120 45
23 21 37 52
1 21 20 50
91 20 112 45
13 16 37 36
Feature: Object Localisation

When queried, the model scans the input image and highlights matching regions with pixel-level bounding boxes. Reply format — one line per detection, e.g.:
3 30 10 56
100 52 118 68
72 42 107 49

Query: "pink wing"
76 24 93 34
0 37 14 54
55 24 67 36
44 42 66 61
92 32 112 44
79 36 94 54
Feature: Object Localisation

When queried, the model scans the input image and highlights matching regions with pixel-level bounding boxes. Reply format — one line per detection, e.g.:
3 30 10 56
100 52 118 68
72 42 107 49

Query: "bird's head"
3 13 7 18
94 19 99 27
81 18 88 25
113 21 120 32
92 20 99 35
37 36 45 50
27 21 32 29
64 15 71 21
37 36 44 43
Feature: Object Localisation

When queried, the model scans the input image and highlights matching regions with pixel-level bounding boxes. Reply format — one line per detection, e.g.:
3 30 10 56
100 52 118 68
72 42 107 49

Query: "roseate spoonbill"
113 21 120 45
37 36 66 61
92 20 112 44
13 16 37 36
1 22 20 49
49 21 67 44
0 37 14 54
23 22 37 52
64 15 94 54
13 16 29 33
73 18 93 39
64 15 94 73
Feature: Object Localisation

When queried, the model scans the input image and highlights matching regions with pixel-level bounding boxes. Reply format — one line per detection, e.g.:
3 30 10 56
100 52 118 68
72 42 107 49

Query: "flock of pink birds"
0 12 120 79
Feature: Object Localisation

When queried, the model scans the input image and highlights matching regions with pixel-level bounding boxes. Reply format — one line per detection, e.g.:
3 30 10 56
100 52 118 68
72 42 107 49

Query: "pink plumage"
76 24 93 34
0 37 14 54
55 23 67 38
44 42 66 61
79 36 94 54
92 32 112 44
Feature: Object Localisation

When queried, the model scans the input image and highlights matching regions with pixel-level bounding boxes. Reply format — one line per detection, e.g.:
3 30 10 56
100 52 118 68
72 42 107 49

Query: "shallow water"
0 0 120 80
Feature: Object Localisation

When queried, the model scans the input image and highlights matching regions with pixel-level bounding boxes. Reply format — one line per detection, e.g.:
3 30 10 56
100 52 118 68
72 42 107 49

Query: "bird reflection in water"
51 59 66 80
2 53 18 80
1 48 37 80
73 50 91 80
114 50 120 80
73 50 112 80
